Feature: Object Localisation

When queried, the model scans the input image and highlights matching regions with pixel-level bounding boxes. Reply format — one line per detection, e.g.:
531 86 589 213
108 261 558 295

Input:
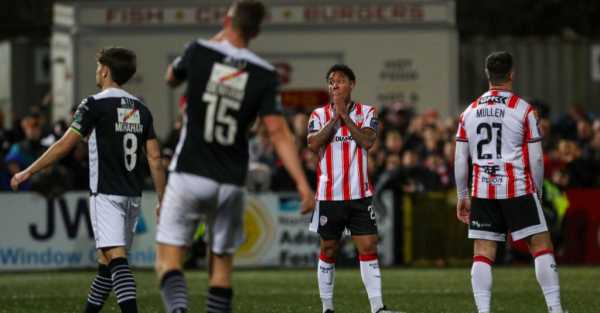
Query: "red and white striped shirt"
308 102 377 201
456 89 542 199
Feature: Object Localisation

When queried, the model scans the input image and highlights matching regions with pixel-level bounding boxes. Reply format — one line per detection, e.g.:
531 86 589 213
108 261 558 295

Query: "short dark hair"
231 0 266 43
96 47 136 86
326 64 356 82
485 51 513 85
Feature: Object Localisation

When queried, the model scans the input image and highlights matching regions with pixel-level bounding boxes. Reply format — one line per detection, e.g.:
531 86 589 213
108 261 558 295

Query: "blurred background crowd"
2 95 598 198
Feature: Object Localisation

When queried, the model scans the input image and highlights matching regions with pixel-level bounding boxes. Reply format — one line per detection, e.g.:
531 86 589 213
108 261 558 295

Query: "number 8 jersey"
71 88 156 196
456 89 542 199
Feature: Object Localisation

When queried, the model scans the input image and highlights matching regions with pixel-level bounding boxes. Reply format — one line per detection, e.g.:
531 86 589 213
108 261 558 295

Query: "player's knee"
155 259 179 278
101 246 127 262
527 232 554 255
320 242 338 259
357 242 378 255
473 240 497 260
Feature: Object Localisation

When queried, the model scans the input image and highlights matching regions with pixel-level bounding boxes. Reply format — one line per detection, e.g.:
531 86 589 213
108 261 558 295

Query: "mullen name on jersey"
476 107 505 119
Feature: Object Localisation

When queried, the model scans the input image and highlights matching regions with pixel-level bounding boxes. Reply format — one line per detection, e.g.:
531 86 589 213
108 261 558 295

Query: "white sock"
471 256 493 313
359 254 384 313
534 251 563 313
318 255 335 313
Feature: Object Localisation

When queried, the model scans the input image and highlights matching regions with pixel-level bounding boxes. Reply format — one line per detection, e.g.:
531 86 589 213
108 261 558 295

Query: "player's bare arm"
307 115 338 152
165 65 183 88
146 138 166 221
454 140 471 224
263 115 315 214
11 128 81 190
527 140 544 199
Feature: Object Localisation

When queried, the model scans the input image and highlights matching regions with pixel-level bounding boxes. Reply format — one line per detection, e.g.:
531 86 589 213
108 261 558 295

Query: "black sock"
85 264 112 313
206 287 233 313
108 258 137 313
160 270 188 313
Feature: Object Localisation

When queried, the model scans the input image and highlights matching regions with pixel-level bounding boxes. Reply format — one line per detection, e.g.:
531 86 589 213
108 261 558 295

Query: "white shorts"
89 193 141 249
156 172 245 254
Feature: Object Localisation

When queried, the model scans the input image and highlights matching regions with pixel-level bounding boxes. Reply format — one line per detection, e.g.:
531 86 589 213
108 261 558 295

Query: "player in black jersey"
155 1 315 313
11 47 166 313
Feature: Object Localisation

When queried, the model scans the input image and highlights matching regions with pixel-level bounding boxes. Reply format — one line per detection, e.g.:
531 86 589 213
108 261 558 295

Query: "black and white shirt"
169 39 282 185
71 88 156 196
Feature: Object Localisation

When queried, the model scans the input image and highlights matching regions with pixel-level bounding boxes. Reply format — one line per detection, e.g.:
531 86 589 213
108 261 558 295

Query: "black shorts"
469 194 548 242
309 197 378 240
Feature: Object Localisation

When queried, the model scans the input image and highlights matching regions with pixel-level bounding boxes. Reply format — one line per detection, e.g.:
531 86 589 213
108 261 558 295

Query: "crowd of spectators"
1 98 599 198
248 100 600 198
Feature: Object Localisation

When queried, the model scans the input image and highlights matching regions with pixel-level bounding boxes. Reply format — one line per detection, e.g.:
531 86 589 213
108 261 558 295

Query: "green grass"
0 267 598 313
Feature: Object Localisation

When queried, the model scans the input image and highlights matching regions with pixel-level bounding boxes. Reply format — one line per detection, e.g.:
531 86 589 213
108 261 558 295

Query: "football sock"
318 252 335 313
160 270 188 313
85 263 112 313
108 257 137 313
359 254 384 313
534 250 563 313
206 287 233 313
471 256 493 313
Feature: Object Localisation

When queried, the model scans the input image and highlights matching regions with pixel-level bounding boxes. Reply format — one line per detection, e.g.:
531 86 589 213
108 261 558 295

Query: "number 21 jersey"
456 89 542 199
71 88 156 197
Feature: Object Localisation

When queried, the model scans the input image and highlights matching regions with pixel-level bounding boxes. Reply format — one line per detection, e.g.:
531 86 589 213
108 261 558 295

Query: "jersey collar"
329 101 356 113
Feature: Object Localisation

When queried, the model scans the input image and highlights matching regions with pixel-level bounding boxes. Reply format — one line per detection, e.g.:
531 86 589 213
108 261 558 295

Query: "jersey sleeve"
171 41 195 81
258 75 283 117
70 97 98 137
455 112 468 142
308 110 323 133
524 109 543 143
362 106 379 130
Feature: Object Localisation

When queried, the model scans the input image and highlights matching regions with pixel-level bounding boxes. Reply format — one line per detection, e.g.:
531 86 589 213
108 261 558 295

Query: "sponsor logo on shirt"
481 176 504 185
479 95 508 105
115 108 143 133
206 62 249 101
471 220 492 228
334 135 354 142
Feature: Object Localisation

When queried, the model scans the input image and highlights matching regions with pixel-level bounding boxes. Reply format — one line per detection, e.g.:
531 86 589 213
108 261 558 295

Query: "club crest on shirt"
355 114 364 123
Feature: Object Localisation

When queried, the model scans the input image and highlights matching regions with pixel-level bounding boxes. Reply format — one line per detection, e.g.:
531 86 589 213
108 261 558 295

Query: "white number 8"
123 133 137 171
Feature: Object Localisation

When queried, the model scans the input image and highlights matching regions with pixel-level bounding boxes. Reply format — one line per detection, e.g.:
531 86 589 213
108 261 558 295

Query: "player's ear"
103 66 110 79
508 70 514 82
350 80 356 90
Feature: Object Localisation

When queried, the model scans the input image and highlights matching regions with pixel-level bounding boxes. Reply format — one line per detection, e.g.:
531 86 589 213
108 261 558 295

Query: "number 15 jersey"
456 89 542 199
168 39 282 186
71 88 156 197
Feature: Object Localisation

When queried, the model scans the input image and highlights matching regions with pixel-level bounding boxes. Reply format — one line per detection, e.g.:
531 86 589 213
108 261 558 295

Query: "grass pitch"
0 267 598 313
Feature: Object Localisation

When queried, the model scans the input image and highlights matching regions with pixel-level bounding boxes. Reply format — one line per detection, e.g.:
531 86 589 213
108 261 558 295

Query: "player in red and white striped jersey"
309 94 375 201
455 51 565 313
307 64 398 313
